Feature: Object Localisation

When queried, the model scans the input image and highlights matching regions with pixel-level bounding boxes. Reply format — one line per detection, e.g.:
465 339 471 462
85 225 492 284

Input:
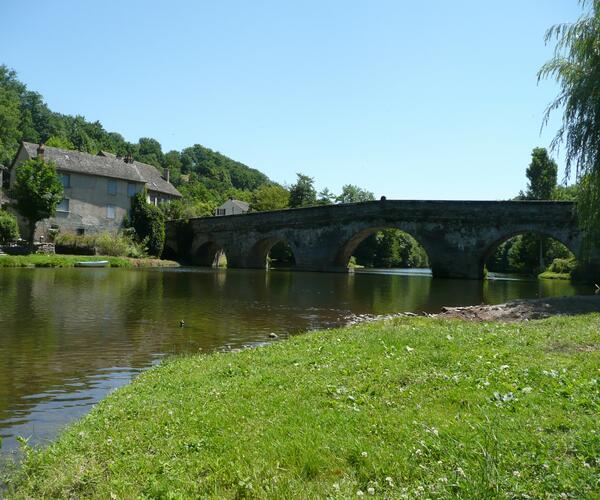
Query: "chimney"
124 153 133 164
37 143 45 161
163 168 170 183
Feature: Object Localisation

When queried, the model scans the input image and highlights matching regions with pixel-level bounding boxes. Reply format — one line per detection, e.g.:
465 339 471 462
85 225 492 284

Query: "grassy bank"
538 270 572 280
4 315 600 498
0 254 179 268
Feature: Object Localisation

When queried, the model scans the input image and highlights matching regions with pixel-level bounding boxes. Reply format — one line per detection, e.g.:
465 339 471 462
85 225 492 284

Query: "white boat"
75 260 110 268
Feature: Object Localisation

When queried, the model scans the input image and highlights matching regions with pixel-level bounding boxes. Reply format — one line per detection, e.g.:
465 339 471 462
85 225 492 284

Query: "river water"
0 267 587 459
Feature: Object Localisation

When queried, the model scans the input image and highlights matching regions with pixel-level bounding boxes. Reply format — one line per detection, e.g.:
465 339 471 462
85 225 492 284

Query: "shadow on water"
0 267 589 460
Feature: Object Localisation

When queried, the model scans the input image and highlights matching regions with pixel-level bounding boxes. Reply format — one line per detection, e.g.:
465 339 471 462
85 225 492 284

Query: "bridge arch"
191 239 227 267
480 229 579 276
247 236 297 269
334 226 432 269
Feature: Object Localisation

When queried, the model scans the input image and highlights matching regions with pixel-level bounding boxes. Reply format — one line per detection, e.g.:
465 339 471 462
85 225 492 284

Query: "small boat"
75 260 110 268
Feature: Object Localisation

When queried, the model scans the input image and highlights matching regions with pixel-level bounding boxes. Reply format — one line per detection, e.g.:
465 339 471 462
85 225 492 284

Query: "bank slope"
5 316 600 498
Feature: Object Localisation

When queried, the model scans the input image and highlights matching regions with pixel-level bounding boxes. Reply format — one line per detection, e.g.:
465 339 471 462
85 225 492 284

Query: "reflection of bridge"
165 200 583 279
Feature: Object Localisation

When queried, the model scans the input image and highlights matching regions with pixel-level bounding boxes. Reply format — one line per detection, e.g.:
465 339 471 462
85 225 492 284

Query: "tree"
289 173 317 208
129 190 165 257
250 184 289 211
317 187 336 205
336 184 375 204
0 67 22 167
525 148 558 200
0 210 19 243
11 156 63 248
539 2 600 250
45 135 75 150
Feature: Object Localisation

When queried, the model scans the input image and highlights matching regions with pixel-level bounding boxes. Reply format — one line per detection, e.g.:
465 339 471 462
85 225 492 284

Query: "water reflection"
0 267 587 458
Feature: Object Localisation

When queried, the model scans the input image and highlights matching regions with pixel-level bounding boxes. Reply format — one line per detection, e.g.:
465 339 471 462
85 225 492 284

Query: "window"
107 179 117 195
61 173 71 188
77 228 85 236
127 182 140 197
215 208 226 216
57 198 70 212
106 204 116 219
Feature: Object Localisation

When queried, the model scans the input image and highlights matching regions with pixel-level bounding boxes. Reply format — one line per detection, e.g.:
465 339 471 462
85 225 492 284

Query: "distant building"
215 198 250 216
7 142 182 238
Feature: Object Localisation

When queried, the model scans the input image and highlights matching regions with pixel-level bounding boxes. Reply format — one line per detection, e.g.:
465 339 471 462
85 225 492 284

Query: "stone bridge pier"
165 200 584 280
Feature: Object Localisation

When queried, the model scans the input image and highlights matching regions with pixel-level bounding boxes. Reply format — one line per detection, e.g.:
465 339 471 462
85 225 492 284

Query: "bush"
130 191 165 257
0 210 19 244
547 257 577 275
54 232 147 258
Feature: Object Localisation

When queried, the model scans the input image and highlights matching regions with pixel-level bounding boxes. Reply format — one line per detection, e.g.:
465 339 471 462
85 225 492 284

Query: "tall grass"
54 232 147 258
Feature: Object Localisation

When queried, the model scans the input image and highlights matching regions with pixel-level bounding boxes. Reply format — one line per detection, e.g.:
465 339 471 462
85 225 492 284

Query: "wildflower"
446 335 453 341
500 365 510 371
456 467 466 477
332 483 340 491
439 477 448 483
522 386 533 393
415 448 423 456
385 476 394 486
367 487 375 495
513 470 521 477
361 451 368 458
357 490 364 497
405 346 414 352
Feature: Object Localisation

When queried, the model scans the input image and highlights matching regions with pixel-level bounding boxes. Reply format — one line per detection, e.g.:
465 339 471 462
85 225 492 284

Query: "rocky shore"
346 294 600 325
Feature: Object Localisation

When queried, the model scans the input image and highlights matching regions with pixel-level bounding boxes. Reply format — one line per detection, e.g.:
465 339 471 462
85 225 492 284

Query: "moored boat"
75 260 110 268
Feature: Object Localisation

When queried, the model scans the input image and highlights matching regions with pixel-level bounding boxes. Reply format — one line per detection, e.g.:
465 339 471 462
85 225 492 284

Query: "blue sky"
1 1 581 199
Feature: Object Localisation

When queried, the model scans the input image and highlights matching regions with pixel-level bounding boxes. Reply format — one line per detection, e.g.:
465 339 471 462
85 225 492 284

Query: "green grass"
4 316 600 498
0 254 179 268
538 271 572 281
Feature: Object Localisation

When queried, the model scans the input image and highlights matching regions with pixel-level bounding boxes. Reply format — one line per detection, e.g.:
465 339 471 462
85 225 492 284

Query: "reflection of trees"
482 278 581 305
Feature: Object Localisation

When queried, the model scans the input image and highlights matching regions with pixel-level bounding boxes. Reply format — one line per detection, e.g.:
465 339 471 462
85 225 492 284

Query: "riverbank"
4 311 599 498
0 254 179 268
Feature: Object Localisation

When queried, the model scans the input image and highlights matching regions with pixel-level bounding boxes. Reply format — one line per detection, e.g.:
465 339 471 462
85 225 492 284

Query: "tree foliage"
525 148 558 200
130 191 165 257
10 157 63 247
289 173 317 208
353 230 429 268
250 184 290 212
539 1 600 250
0 210 19 244
336 184 375 204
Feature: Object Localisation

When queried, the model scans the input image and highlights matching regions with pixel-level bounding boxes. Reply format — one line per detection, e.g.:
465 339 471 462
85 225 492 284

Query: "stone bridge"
164 200 582 279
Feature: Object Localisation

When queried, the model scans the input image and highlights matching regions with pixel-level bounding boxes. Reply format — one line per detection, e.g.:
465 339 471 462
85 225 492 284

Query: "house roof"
21 142 182 198
219 199 250 211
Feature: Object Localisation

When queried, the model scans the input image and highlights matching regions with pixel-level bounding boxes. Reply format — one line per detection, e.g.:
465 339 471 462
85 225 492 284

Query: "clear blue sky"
1 1 582 200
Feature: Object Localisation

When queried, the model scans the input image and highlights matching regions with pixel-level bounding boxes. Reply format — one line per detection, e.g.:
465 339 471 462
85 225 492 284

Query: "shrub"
54 232 147 258
130 191 165 257
547 257 577 275
0 210 19 244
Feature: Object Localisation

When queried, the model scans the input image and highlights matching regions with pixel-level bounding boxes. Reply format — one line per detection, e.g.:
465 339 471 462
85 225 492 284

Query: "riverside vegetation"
4 314 599 498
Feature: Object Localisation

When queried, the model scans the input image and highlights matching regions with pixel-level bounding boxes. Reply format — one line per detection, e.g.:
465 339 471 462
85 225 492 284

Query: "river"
0 267 587 459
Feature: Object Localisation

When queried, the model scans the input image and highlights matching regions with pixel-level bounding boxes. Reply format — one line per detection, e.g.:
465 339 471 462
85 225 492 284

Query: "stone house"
215 198 250 216
7 142 182 238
